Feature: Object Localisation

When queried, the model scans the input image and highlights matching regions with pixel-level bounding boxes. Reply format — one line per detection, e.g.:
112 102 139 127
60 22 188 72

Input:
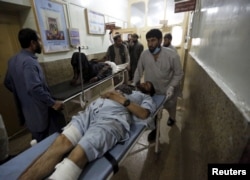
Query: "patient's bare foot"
89 77 98 83
70 78 76 86
70 77 81 86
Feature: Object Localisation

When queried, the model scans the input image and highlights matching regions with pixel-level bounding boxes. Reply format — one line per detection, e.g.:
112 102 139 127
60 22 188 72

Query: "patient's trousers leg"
19 134 74 180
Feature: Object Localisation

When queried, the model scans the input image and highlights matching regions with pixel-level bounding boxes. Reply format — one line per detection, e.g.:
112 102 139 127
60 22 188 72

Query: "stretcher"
50 63 128 105
49 62 128 123
0 94 166 180
50 48 128 117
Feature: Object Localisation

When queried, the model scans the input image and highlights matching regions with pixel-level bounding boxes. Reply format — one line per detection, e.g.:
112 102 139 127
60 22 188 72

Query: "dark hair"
113 34 121 41
132 33 139 39
164 33 172 40
146 29 162 40
146 81 156 96
18 28 38 48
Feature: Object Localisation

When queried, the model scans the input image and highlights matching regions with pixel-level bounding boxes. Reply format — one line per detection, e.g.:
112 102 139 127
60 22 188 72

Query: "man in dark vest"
106 34 130 65
106 34 130 84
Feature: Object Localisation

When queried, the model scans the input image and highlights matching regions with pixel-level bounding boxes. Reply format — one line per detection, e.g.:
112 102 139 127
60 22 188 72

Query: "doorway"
0 11 23 136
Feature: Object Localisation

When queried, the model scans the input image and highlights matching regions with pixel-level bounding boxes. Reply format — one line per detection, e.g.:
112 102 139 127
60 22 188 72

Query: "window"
166 0 184 25
172 26 183 46
147 0 165 27
130 2 145 28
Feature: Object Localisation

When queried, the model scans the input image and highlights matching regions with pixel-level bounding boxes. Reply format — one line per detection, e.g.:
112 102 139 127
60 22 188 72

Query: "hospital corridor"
1 0 250 180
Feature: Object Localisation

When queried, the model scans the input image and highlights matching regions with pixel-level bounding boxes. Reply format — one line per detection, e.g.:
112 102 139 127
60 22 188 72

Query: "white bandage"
30 139 37 147
62 124 81 146
105 61 118 74
48 158 82 180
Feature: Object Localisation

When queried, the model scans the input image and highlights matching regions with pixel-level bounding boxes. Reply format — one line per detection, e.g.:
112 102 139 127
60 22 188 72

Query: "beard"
163 42 170 47
35 44 42 54
149 47 156 53
149 45 161 54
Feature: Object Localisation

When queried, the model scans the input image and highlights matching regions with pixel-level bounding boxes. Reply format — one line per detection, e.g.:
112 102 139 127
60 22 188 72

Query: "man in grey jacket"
4 28 64 142
133 29 183 141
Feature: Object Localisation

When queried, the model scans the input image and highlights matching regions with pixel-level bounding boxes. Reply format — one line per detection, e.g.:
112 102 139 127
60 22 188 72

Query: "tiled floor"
8 129 32 156
112 106 184 180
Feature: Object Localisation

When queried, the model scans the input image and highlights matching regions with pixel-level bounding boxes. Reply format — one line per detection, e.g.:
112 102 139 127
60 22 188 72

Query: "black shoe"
147 129 156 142
167 118 175 126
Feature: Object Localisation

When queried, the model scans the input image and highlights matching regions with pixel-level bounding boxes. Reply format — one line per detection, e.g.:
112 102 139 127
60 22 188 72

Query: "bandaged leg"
48 158 82 180
62 124 82 146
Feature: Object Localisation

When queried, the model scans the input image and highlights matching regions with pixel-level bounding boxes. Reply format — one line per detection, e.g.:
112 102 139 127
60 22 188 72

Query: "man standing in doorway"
4 28 64 142
129 33 144 81
133 29 183 141
163 33 177 53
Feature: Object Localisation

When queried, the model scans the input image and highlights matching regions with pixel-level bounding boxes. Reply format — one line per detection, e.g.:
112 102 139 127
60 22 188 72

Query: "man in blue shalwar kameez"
4 28 64 142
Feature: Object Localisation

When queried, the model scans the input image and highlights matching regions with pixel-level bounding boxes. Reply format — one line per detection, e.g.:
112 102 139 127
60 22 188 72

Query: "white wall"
189 0 250 121
67 1 125 55
2 0 128 62
70 0 128 22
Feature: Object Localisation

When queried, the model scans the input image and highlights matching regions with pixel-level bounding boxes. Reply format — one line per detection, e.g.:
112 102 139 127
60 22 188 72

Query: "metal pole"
78 47 86 108
78 47 84 92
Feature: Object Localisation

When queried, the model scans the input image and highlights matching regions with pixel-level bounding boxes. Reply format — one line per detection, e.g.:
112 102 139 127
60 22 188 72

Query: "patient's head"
136 81 155 96
115 81 155 96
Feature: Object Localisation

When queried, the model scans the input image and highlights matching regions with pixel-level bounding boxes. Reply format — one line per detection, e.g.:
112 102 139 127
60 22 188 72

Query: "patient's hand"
52 101 64 111
89 77 98 83
101 91 125 104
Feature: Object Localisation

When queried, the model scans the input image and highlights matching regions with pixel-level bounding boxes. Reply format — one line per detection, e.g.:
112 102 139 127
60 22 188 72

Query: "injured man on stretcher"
19 82 157 180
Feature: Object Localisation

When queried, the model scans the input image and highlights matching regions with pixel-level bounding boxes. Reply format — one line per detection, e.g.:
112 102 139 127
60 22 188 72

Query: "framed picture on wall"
85 9 105 35
68 28 80 47
32 0 70 53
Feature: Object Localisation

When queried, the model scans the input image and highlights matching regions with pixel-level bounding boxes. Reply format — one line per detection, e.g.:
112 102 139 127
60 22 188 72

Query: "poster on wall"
32 0 70 53
68 28 80 47
85 9 105 35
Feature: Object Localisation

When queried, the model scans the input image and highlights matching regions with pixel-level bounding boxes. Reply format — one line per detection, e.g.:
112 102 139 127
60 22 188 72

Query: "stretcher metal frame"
49 62 128 121
49 47 129 121
0 95 166 180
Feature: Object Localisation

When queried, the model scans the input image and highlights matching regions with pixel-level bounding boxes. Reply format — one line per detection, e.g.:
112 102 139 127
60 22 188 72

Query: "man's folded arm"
101 91 150 119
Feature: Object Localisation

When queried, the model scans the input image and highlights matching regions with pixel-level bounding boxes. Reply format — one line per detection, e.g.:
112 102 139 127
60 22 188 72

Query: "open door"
113 28 137 42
